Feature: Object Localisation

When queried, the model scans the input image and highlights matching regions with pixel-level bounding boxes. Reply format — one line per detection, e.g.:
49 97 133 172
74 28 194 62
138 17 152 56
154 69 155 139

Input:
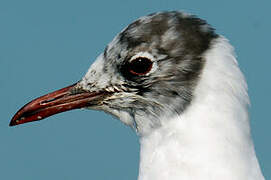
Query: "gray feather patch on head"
81 11 218 135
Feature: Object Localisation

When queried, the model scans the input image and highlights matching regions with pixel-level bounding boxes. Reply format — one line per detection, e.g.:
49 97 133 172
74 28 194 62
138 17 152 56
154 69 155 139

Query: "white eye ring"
130 52 158 74
130 52 155 62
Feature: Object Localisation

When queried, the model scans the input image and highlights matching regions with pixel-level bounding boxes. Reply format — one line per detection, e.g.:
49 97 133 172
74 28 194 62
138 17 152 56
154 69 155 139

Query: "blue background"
1 0 270 179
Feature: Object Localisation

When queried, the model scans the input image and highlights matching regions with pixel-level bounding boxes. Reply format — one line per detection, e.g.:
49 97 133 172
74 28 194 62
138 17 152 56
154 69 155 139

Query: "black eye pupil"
129 57 153 75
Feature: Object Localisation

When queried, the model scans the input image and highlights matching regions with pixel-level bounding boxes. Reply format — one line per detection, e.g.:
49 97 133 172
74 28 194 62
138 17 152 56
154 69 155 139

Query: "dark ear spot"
170 90 179 96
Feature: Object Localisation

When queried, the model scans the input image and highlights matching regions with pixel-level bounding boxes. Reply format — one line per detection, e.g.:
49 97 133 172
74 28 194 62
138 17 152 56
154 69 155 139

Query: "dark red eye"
128 57 153 75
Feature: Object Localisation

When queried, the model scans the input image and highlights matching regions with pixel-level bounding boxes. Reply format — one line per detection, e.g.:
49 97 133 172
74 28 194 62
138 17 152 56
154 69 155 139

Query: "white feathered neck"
138 37 265 180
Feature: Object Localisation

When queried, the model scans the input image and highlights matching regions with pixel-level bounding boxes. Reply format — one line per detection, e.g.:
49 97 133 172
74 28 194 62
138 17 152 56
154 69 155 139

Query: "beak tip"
9 120 17 127
9 115 20 126
9 113 21 126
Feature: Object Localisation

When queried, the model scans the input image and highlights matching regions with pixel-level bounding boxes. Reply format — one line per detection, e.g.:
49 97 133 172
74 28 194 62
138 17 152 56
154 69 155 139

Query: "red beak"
10 83 109 126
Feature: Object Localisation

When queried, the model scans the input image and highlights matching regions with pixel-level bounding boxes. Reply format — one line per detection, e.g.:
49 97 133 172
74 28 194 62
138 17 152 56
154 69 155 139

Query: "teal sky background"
1 0 270 179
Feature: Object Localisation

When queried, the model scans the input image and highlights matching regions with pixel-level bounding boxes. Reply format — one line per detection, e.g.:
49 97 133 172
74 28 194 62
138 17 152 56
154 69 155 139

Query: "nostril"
40 95 66 105
40 98 55 105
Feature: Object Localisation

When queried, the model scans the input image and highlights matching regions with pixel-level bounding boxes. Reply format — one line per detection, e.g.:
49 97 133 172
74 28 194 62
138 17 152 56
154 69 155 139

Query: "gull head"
10 11 218 135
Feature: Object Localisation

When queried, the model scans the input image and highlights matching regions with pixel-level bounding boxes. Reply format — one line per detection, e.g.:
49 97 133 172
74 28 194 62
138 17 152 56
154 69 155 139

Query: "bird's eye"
128 57 153 75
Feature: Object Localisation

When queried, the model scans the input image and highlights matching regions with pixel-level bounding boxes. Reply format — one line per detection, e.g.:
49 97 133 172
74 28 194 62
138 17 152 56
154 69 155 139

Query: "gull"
10 11 265 180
